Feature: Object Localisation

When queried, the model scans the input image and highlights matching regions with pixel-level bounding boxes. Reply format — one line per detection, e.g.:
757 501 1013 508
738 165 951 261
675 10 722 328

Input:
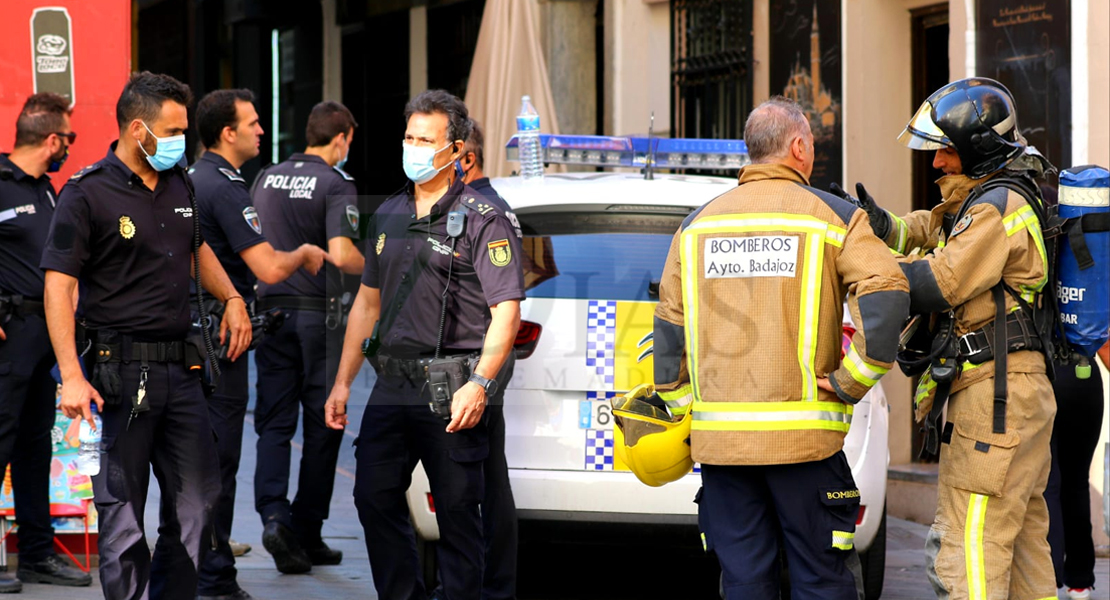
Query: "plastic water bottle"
77 403 102 476
517 95 544 181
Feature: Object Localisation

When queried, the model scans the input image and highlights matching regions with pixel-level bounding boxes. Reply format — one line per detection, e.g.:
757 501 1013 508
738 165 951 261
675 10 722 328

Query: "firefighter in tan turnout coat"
652 97 909 599
843 78 1058 600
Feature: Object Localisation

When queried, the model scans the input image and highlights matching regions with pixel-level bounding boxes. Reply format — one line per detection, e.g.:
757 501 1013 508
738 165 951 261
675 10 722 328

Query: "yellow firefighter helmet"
612 383 693 487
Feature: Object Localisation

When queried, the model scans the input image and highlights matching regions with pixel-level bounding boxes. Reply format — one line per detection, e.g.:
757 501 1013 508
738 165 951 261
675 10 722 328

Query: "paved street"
11 360 1110 599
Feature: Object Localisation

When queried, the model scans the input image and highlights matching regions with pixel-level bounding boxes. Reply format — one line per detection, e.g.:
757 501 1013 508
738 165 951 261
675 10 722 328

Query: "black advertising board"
769 0 842 190
977 1 1071 172
31 7 76 106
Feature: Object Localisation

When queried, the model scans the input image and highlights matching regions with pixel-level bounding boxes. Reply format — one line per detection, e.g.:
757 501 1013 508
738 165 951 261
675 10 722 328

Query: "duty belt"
0 294 45 318
957 310 1044 365
257 295 326 312
377 352 478 380
94 340 188 364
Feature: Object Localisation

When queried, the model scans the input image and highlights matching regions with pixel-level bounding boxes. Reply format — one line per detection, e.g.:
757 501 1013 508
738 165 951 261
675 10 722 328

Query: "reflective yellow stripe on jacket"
690 401 853 433
679 213 846 414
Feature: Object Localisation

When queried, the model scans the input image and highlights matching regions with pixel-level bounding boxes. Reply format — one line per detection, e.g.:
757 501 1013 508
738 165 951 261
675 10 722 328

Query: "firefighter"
651 96 909 599
839 77 1059 600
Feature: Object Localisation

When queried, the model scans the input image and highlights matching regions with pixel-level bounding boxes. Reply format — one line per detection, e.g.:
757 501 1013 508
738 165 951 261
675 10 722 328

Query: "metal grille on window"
671 0 753 142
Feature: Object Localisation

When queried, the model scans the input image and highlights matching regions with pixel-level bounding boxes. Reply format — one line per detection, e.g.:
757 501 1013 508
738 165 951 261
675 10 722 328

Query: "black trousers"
93 361 220 600
0 313 56 563
253 308 343 540
699 452 861 600
479 354 517 600
354 374 489 600
196 354 250 596
1045 360 1104 590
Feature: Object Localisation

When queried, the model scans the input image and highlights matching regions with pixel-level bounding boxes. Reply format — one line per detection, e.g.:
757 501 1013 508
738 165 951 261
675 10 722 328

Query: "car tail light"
856 505 866 525
426 493 436 514
514 320 542 360
841 324 857 359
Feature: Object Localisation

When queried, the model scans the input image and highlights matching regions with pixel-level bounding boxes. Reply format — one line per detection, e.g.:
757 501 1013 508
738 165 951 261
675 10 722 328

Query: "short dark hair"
404 89 471 144
305 101 358 147
196 89 255 149
744 96 811 163
14 93 72 148
464 118 485 170
116 71 193 130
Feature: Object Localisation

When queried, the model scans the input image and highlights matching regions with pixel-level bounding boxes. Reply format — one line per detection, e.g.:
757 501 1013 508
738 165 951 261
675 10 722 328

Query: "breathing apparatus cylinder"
1056 166 1109 374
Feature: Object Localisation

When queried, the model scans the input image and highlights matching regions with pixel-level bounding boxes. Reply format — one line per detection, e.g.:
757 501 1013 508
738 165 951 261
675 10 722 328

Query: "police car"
406 136 891 597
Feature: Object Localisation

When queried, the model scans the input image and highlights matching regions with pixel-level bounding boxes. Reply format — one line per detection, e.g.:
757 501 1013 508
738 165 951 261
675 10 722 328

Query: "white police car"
406 136 890 598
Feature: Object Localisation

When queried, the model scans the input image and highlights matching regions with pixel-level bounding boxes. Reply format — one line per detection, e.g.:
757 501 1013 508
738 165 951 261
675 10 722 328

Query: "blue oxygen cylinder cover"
1057 165 1110 357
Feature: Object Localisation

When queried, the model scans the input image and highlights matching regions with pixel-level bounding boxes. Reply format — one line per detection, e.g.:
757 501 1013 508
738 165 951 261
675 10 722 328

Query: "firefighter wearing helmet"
833 77 1059 599
617 96 909 599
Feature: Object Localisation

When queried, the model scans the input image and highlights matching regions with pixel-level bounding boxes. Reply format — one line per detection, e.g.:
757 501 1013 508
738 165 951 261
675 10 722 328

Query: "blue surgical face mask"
402 141 454 184
47 148 69 173
337 149 349 170
139 122 186 172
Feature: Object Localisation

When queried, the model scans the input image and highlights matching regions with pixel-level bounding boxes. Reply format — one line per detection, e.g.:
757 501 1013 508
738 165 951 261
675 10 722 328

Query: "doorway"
910 5 949 213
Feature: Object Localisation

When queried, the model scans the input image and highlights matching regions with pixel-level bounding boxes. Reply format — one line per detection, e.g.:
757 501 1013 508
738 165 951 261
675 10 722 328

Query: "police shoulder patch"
346 205 360 232
950 214 973 237
69 163 102 181
242 206 262 235
333 166 355 181
219 167 247 183
375 233 386 255
487 239 511 267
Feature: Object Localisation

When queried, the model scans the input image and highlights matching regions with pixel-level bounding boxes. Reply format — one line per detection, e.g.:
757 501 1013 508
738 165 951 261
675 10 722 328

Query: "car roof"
490 172 737 212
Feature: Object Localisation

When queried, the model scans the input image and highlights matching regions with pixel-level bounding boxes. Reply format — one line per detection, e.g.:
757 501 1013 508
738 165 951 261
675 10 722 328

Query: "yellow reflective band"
680 214 836 405
965 493 989 600
659 386 694 412
700 532 707 552
1003 206 1048 286
690 401 852 433
890 213 908 254
915 372 936 407
844 342 890 388
831 530 855 551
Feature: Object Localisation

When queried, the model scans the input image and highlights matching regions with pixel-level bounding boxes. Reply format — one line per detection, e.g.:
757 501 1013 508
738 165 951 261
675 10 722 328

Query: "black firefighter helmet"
898 77 1027 179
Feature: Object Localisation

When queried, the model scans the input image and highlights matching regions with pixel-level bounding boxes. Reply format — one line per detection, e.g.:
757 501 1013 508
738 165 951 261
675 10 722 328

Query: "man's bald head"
744 97 812 163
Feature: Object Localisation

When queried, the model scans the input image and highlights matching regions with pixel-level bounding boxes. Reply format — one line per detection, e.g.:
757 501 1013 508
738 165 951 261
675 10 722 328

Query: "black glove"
829 182 891 241
92 361 122 405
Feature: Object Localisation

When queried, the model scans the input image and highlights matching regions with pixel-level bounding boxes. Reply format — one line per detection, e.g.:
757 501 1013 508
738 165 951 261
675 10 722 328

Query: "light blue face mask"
402 141 454 184
139 122 186 171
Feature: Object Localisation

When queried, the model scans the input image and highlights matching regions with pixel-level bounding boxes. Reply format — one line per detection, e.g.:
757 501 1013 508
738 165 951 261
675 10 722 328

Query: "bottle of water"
517 95 544 181
77 403 101 477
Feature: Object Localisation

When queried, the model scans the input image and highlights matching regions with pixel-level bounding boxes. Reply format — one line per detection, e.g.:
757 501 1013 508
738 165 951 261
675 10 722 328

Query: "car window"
517 212 685 301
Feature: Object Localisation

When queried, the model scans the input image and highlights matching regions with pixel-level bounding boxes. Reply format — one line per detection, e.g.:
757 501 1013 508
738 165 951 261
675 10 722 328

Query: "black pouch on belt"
423 357 470 421
90 329 124 406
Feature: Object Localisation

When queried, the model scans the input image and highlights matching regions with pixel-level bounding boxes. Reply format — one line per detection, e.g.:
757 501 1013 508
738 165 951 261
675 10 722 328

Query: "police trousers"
925 369 1057 600
197 354 250 596
354 374 489 600
253 308 343 541
698 452 861 600
92 361 220 600
0 313 56 562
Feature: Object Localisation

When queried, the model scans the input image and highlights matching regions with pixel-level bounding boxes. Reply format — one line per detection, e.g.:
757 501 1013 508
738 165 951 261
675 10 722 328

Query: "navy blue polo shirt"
468 176 522 240
40 143 198 341
250 153 358 299
189 151 266 303
0 154 56 299
363 177 525 357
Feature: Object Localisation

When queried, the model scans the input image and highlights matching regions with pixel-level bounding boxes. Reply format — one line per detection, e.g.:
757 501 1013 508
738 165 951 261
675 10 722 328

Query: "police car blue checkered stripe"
586 301 617 386
584 429 615 470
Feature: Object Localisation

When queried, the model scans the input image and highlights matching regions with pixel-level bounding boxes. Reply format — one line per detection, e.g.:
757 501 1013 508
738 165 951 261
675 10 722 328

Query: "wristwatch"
468 372 498 396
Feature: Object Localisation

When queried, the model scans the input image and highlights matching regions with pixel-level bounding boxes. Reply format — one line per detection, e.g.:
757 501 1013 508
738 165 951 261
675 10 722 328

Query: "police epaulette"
333 166 355 181
69 163 102 181
460 195 500 217
218 167 247 183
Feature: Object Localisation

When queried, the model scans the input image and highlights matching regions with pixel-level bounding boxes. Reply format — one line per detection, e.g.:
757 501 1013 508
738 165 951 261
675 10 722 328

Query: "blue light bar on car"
506 134 749 170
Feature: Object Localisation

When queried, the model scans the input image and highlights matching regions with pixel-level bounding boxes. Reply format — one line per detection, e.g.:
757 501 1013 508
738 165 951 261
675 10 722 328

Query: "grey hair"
743 96 811 163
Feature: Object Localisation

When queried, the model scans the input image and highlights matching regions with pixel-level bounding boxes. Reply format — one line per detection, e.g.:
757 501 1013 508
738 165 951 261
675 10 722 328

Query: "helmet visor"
899 101 951 151
611 395 674 424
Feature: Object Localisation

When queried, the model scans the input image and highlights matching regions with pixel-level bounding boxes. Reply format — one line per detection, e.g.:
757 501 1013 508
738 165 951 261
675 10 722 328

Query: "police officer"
325 89 524 600
251 100 363 574
189 89 328 599
456 117 519 600
0 93 92 593
652 97 908 599
41 71 251 600
841 78 1058 600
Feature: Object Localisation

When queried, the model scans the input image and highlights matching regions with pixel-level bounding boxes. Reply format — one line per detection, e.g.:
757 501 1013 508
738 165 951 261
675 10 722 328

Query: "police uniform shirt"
468 176 522 240
189 151 266 303
363 177 525 357
0 154 56 298
40 143 198 341
251 153 358 299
